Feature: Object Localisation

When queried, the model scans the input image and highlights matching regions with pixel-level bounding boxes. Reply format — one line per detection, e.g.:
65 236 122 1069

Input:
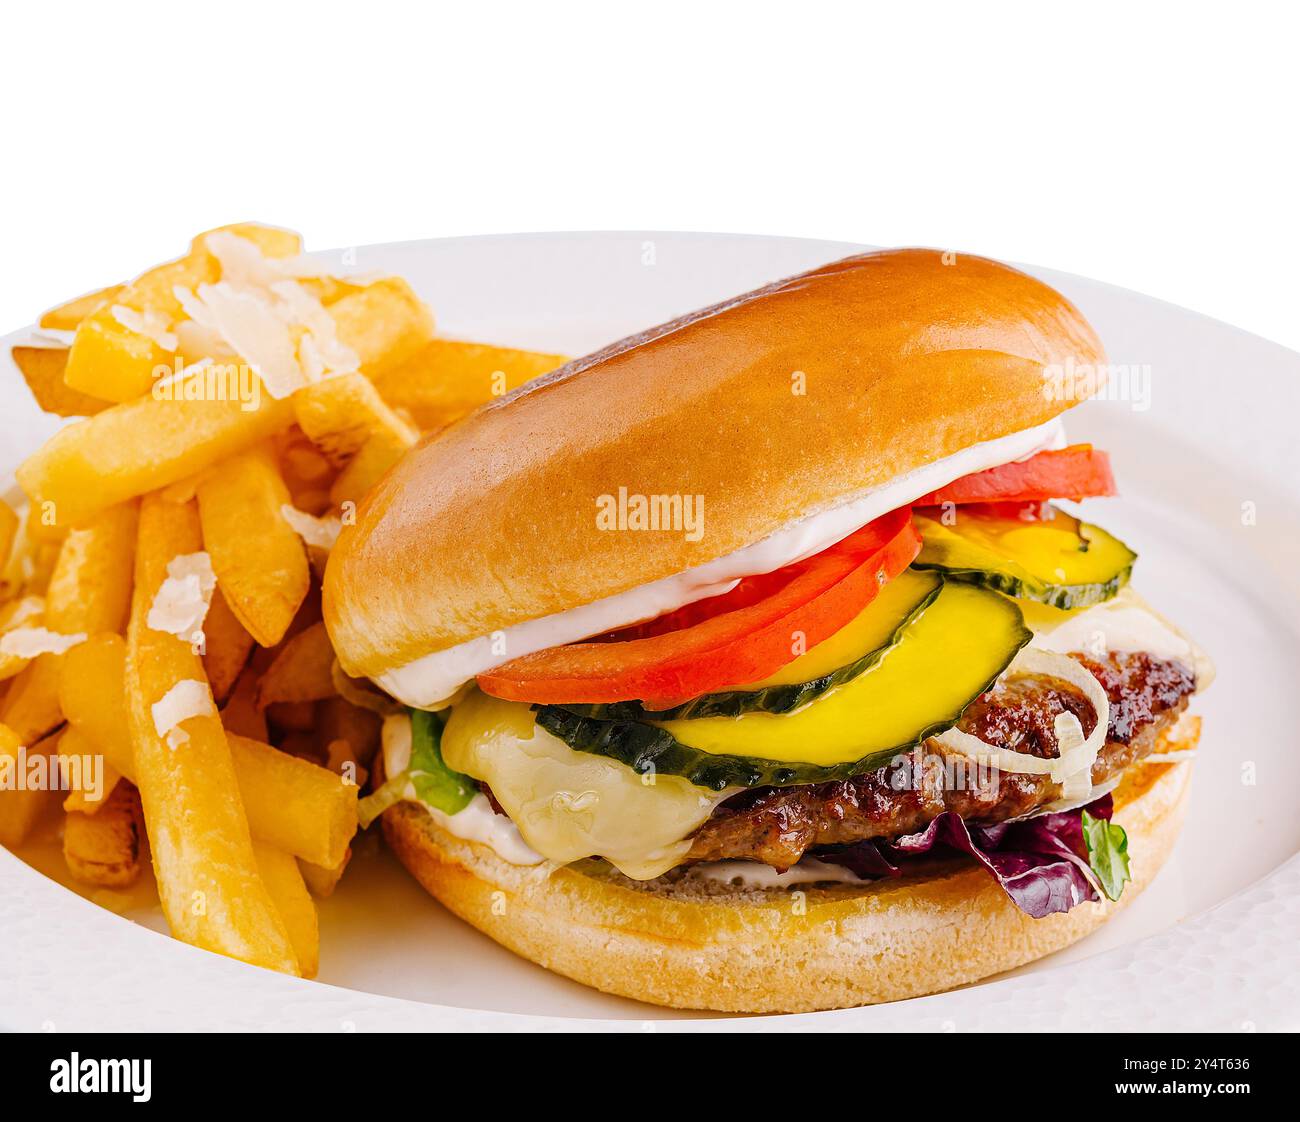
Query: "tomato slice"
914 445 1116 506
477 508 921 708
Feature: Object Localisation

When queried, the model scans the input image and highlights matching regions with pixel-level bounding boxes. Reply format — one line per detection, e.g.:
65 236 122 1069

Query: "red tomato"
914 445 1116 506
477 508 921 708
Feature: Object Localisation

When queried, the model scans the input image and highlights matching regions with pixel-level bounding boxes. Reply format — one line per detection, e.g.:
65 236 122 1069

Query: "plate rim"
2 229 1297 1031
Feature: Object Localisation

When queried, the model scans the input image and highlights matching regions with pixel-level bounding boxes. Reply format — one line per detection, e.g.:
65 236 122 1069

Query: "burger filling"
360 442 1211 920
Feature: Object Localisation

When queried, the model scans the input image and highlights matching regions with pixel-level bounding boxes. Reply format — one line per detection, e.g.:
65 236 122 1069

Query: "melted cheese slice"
440 689 734 880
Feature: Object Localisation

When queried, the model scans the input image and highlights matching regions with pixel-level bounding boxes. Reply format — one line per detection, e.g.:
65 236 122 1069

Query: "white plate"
2 232 1298 1031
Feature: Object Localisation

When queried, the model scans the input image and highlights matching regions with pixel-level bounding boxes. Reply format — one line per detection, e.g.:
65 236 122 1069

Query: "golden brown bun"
381 722 1197 1014
325 249 1106 677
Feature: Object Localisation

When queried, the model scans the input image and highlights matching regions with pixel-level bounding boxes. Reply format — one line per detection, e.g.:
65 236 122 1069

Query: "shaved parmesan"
193 281 306 399
147 552 216 638
281 504 342 550
0 596 46 631
0 627 86 658
152 679 216 739
111 304 178 352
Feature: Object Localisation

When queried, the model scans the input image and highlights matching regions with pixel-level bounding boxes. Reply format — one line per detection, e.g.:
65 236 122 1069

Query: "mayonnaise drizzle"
378 418 1067 707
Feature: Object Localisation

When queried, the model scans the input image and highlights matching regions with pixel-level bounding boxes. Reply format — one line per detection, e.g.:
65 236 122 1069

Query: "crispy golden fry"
294 373 419 507
63 781 143 888
328 436 410 507
330 277 435 378
219 665 268 742
263 700 316 732
62 304 177 404
201 588 255 703
125 494 298 974
39 284 124 331
0 501 138 817
253 842 319 978
0 500 16 569
373 337 568 430
61 633 355 865
293 372 419 465
0 726 62 847
190 223 302 260
16 367 294 530
196 443 308 647
57 635 135 778
229 734 358 868
299 848 351 899
254 621 336 708
44 501 138 635
58 725 123 814
11 347 109 418
0 597 45 683
317 695 381 767
61 226 304 405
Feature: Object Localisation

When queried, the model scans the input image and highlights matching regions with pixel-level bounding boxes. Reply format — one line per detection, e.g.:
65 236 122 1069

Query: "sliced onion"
935 647 1110 795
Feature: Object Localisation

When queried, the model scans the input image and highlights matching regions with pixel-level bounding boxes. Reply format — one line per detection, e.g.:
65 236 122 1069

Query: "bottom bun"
382 721 1199 1014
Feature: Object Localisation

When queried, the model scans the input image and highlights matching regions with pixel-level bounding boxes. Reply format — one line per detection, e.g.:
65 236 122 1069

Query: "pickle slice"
559 569 941 721
912 505 1135 609
537 578 1030 790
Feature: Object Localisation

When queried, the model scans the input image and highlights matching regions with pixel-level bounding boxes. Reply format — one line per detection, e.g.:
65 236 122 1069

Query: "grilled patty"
685 651 1195 870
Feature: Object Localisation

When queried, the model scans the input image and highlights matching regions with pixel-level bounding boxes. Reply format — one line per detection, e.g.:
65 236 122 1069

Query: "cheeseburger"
324 249 1211 1013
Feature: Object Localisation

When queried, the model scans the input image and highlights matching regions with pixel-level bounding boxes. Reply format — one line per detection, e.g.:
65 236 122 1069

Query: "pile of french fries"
0 224 567 977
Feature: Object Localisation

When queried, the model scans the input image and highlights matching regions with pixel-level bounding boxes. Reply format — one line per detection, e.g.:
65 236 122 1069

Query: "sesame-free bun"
326 248 1105 679
380 725 1195 1015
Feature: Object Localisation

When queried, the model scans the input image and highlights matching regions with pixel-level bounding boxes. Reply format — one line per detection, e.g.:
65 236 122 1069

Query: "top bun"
325 249 1105 678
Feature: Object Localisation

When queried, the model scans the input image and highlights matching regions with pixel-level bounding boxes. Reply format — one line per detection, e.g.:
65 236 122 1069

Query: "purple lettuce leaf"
819 795 1115 919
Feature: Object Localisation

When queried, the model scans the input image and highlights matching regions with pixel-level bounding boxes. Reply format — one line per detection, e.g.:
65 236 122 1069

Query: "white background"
2 2 1296 351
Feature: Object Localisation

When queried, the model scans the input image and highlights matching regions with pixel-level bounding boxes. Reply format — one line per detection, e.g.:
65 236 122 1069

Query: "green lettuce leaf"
357 709 475 828
407 709 475 815
1081 809 1131 901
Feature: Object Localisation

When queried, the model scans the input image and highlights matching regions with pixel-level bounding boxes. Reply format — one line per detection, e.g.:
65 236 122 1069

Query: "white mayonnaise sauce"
378 417 1067 707
688 858 867 888
381 712 544 866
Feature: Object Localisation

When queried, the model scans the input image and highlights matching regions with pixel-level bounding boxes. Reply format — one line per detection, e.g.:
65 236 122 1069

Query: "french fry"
61 634 356 866
11 347 109 418
125 493 298 974
329 277 434 378
190 222 302 260
195 443 309 647
294 372 418 465
299 848 351 899
61 226 304 405
373 338 568 430
254 621 336 708
329 436 411 507
57 635 135 778
0 597 45 682
229 734 357 868
219 665 268 742
62 304 177 404
58 725 123 814
0 500 19 574
317 695 381 767
39 283 124 331
252 842 319 978
294 373 419 506
0 502 139 842
0 725 62 847
201 588 255 703
16 366 293 530
63 781 143 888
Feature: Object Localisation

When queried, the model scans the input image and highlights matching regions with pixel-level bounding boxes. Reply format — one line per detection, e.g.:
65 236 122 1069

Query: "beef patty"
685 651 1196 870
